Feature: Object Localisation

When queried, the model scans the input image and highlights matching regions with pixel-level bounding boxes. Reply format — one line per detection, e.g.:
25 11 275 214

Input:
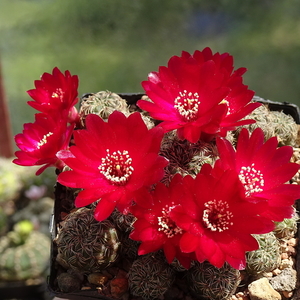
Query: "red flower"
57 111 168 221
215 128 300 221
130 174 193 269
27 67 79 124
170 170 274 269
138 47 258 143
13 113 74 175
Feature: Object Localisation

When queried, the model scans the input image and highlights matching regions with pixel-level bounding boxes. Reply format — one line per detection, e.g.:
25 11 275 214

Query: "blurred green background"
1 0 300 139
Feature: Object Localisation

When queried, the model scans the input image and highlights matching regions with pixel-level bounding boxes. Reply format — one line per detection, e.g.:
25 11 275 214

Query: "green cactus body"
186 261 241 300
79 91 130 123
246 232 280 275
160 131 218 184
55 207 120 274
128 253 175 300
242 97 299 146
0 230 50 281
0 207 7 235
273 211 299 239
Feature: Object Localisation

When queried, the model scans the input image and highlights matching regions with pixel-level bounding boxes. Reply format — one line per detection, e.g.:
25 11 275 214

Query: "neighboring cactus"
246 232 280 275
0 207 7 236
273 209 299 239
241 97 299 146
0 158 26 203
109 208 136 233
79 91 130 124
186 261 241 300
11 197 54 236
160 131 218 184
128 252 175 300
0 220 50 281
55 207 120 273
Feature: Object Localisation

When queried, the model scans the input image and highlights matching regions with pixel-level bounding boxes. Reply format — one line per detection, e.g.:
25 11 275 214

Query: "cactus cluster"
79 91 130 123
55 207 120 273
186 261 241 300
160 130 219 184
128 252 175 300
0 220 50 281
241 97 299 146
246 232 280 275
273 209 299 239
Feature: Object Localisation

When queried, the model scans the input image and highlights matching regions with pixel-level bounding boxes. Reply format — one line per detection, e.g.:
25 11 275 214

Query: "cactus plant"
0 207 7 236
128 252 175 300
246 232 280 275
241 97 299 146
79 91 130 124
186 261 241 300
0 220 50 281
273 209 299 239
55 207 120 274
160 130 218 184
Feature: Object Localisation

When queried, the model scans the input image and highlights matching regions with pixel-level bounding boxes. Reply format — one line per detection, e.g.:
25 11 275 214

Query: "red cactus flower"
27 67 79 124
13 113 74 175
57 111 168 221
170 169 275 270
138 47 258 143
215 128 300 221
130 174 193 269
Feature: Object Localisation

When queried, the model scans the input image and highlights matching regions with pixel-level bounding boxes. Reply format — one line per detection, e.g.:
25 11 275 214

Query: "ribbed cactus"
79 91 130 124
246 232 280 275
0 207 7 236
12 197 54 236
241 97 299 146
273 210 299 239
160 130 218 184
0 158 25 203
186 261 241 300
0 220 50 281
55 207 120 273
128 252 175 300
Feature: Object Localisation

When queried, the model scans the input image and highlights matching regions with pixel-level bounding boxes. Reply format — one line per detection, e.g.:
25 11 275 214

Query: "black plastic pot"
48 94 300 300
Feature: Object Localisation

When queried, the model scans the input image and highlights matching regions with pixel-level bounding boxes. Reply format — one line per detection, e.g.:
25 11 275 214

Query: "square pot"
48 94 300 300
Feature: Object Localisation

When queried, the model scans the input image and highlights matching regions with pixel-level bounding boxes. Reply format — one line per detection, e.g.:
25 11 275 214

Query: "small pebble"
272 268 282 276
282 290 293 298
88 273 108 286
280 258 294 269
287 245 296 256
110 277 129 298
287 238 297 247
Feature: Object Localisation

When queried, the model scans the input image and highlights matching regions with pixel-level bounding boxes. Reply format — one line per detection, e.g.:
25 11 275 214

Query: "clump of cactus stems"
79 91 155 129
128 252 175 300
240 96 299 146
273 208 299 239
246 232 280 275
79 91 130 124
0 207 7 236
0 220 50 281
0 157 31 204
160 130 219 184
55 207 120 273
186 261 241 300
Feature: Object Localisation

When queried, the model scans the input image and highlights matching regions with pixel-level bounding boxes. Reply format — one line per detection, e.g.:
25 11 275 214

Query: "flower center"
51 88 64 102
238 163 264 197
99 149 134 186
37 132 53 149
202 199 233 232
157 203 182 238
219 99 230 115
174 90 199 122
